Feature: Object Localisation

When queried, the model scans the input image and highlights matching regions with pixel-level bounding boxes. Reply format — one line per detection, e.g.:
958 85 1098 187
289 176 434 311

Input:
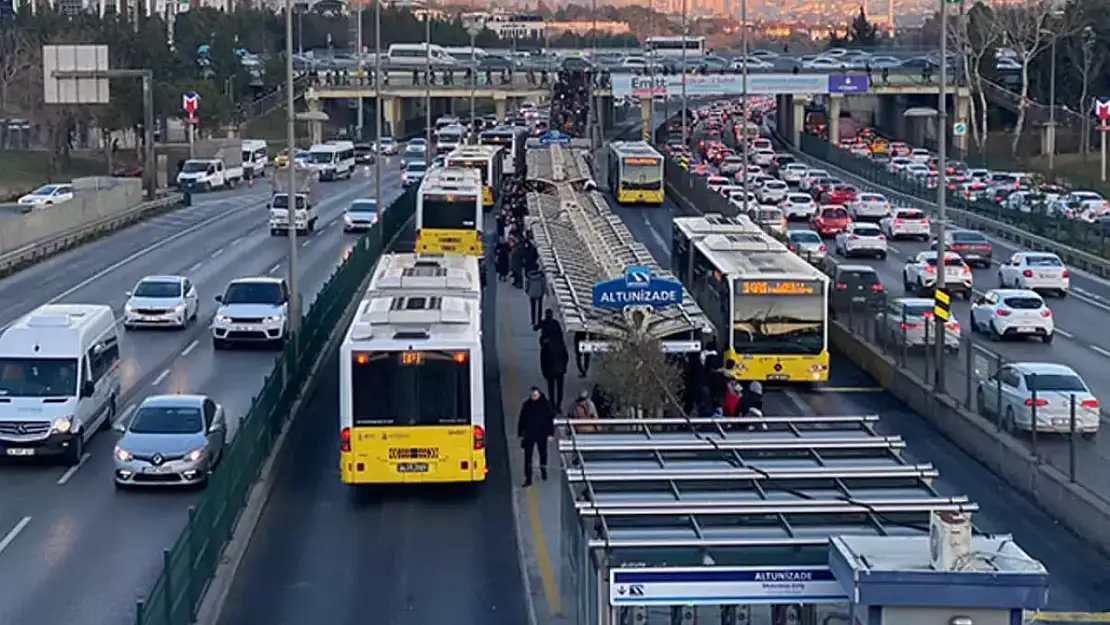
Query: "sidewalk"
495 272 587 625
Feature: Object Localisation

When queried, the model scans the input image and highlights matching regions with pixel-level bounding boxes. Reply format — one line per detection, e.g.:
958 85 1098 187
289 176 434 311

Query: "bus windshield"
447 160 488 184
732 292 825 355
422 196 478 229
621 159 662 190
350 351 471 426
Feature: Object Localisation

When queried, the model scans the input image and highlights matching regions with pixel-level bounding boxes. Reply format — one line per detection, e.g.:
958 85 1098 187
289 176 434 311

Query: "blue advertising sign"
592 265 683 310
828 74 870 94
610 73 831 98
610 566 847 606
539 130 571 146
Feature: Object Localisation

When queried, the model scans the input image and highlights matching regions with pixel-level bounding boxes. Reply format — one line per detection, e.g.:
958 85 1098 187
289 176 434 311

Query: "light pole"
1046 30 1057 172
468 22 481 134
284 0 300 335
424 12 433 166
740 0 750 218
680 0 688 147
933 0 949 391
374 0 383 251
356 2 364 141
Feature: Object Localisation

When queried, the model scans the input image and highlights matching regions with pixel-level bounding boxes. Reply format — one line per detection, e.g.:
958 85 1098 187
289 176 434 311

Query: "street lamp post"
1048 35 1057 171
425 12 433 166
741 0 750 218
933 0 950 390
680 0 688 147
374 0 383 251
284 0 300 336
356 3 364 141
468 23 481 134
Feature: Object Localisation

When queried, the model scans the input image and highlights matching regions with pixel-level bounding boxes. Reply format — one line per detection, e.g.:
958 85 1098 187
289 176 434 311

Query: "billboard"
611 73 870 97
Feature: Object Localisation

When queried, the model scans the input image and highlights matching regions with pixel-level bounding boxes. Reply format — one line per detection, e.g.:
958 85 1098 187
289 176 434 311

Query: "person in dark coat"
517 387 555 486
538 309 562 346
525 268 546 328
495 242 510 282
540 334 569 409
739 381 764 416
509 239 524 288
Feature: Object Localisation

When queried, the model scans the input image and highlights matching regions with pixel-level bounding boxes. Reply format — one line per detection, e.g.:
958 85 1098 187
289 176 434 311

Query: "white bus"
306 140 355 181
387 43 458 66
435 124 467 155
338 253 486 485
416 167 483 255
644 36 707 57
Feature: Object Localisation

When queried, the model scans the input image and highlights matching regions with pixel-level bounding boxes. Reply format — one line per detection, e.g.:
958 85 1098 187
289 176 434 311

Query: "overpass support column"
776 94 790 138
307 97 324 145
954 93 971 153
383 97 403 138
494 96 508 123
640 97 652 141
828 94 843 145
792 98 805 148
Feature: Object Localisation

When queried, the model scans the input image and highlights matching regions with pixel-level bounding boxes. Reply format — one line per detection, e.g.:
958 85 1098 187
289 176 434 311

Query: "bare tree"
990 0 1076 157
591 332 685 418
951 3 1004 153
1071 26 1101 155
0 29 37 115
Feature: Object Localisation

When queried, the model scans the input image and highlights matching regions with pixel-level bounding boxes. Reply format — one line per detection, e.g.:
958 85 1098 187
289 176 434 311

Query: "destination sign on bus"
400 351 425 366
739 280 820 295
423 193 478 202
448 159 485 167
624 157 662 165
482 136 510 144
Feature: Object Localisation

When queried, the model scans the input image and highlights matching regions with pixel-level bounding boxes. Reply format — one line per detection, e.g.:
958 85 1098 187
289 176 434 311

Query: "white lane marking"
210 248 224 259
268 263 281 274
114 404 136 428
57 453 91 485
0 517 31 556
1091 345 1110 359
229 237 242 246
181 339 199 357
188 261 203 272
1071 287 1110 312
1055 328 1074 339
301 240 311 248
152 369 171 386
887 245 901 255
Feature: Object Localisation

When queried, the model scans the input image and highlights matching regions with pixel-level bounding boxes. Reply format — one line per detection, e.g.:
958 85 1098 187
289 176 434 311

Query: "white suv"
969 289 1054 342
903 251 973 298
211 277 290 349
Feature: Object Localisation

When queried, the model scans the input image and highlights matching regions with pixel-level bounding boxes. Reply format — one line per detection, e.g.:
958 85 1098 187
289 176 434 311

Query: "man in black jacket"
518 387 555 487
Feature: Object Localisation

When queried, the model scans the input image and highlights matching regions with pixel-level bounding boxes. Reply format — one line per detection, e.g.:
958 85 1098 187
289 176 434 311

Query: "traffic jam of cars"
661 97 1100 438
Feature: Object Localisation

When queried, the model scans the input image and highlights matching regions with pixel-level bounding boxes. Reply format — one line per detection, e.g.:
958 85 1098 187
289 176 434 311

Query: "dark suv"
931 229 993 268
825 261 886 314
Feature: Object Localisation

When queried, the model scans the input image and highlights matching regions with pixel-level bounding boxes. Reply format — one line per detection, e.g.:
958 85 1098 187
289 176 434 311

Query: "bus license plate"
397 463 428 473
768 374 789 381
6 448 33 456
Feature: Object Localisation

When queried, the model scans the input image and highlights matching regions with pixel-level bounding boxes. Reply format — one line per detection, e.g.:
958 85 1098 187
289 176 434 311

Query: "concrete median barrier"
829 320 1110 556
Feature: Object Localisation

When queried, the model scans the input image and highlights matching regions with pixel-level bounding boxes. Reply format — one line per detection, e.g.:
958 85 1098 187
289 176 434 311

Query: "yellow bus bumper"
617 189 665 205
722 349 830 383
416 229 483 256
340 450 487 484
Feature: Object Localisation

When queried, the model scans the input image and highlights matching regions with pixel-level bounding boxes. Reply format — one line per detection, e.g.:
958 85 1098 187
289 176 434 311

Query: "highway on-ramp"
0 165 404 625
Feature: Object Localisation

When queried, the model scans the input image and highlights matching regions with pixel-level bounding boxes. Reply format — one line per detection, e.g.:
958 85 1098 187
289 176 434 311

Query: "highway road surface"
0 164 404 625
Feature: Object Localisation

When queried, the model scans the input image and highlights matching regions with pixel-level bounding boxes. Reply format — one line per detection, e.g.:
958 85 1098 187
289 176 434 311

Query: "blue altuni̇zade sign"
539 130 571 145
593 265 684 310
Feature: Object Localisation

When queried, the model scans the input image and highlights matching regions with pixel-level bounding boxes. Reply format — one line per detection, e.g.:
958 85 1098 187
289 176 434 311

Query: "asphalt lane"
781 148 1110 501
216 227 530 625
0 164 406 625
613 186 1110 611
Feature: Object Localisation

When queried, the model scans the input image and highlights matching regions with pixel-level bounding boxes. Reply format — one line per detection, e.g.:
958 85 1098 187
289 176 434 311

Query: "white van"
307 140 355 181
387 43 457 66
242 139 268 178
0 304 121 465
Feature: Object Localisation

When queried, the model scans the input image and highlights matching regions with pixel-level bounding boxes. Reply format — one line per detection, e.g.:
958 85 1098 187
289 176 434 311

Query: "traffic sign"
182 90 199 120
952 122 967 136
592 265 683 310
1093 97 1110 121
933 289 950 321
539 130 571 146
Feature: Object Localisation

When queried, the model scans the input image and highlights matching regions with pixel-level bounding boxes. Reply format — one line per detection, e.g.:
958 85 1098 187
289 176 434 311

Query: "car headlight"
114 446 133 462
184 446 206 463
173 304 185 313
215 315 232 324
125 305 135 314
52 416 73 434
343 214 353 224
263 315 282 323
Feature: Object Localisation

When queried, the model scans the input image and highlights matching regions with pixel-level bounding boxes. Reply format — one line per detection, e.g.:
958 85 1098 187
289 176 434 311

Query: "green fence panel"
795 134 1110 259
134 187 417 625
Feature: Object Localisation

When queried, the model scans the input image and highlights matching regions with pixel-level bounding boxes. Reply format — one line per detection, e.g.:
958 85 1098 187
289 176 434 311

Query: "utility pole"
284 0 300 335
933 0 949 391
356 3 364 141
375 0 384 251
468 25 479 132
1048 35 1057 172
425 12 433 166
680 0 688 147
740 0 750 217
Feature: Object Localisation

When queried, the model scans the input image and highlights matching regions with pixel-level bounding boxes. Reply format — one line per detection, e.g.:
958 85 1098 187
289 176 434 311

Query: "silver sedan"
113 394 226 488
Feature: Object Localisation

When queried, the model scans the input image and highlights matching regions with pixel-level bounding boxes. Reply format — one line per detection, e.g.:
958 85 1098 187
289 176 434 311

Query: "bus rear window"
351 351 471 426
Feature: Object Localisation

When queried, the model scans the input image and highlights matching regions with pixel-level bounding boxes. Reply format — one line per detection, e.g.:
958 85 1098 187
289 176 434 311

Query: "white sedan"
880 208 931 240
976 362 1099 438
801 57 845 70
848 193 892 221
835 222 888 259
124 275 200 329
18 183 74 211
969 288 1054 342
782 193 818 219
757 180 789 204
997 252 1070 296
780 163 809 184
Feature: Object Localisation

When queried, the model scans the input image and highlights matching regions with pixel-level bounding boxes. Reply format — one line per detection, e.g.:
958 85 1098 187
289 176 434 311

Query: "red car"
811 206 852 237
821 184 859 205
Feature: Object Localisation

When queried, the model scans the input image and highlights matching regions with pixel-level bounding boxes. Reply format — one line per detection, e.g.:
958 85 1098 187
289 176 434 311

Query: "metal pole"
375 0 383 251
469 30 477 132
933 0 948 391
587 2 597 149
680 0 688 147
141 73 155 201
1103 127 1108 183
356 3 364 141
285 0 300 334
425 13 432 166
646 0 654 132
1048 37 1056 172
740 0 749 217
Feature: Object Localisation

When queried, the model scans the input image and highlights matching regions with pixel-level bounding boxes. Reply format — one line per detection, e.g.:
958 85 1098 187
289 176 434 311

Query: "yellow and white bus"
608 141 665 205
446 145 503 210
479 126 528 176
339 253 486 485
416 167 483 256
671 213 830 383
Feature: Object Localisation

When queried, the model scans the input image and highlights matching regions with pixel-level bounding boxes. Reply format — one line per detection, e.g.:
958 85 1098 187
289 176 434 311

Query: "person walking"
510 237 524 288
569 389 600 432
495 241 509 282
525 267 546 329
518 387 555 487
540 333 569 409
538 309 562 346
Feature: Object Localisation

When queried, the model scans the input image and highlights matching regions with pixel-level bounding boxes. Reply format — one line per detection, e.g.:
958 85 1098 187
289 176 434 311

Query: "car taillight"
899 322 922 330
1037 309 1052 318
836 282 848 289
924 265 936 273
871 283 883 291
1025 398 1048 406
340 427 351 453
1023 269 1034 278
473 425 486 450
1082 399 1100 408
848 235 858 240
946 321 960 331
1062 270 1070 278
788 244 796 251
877 234 886 240
996 309 1011 316
818 245 826 251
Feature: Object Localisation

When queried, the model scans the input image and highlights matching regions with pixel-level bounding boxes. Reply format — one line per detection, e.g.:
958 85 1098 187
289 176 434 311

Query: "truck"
176 139 245 192
268 167 319 236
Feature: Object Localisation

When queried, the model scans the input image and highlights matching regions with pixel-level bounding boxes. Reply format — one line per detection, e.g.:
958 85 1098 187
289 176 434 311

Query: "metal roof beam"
554 415 882 427
575 498 979 515
563 465 940 482
558 437 907 452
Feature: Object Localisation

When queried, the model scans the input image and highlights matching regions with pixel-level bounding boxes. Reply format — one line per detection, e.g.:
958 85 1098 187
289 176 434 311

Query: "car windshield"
898 211 926 220
181 161 209 173
1003 296 1043 309
788 194 812 203
0 357 79 397
790 231 821 244
380 138 394 145
308 151 335 164
1026 255 1062 267
31 185 58 196
841 270 880 286
129 406 204 434
860 194 884 202
134 280 182 298
821 208 848 218
407 163 427 173
1024 374 1086 393
223 282 282 305
903 303 932 318
348 200 377 214
854 225 881 235
924 256 965 266
951 231 985 243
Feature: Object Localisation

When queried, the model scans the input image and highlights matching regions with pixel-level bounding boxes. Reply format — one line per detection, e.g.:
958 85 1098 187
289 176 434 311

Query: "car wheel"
1082 431 1098 441
989 321 1003 341
878 252 887 260
1003 406 1018 434
976 388 988 415
969 311 978 333
101 397 116 432
64 432 84 466
998 272 1006 287
1043 332 1054 344
213 338 228 350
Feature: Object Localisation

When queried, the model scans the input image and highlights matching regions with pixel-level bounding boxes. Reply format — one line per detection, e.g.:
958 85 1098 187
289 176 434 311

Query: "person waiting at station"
518 387 556 487
525 266 546 328
540 331 569 410
569 389 600 432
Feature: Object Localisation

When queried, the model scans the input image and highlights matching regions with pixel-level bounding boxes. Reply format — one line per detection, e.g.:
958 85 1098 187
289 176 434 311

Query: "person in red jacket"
721 379 742 418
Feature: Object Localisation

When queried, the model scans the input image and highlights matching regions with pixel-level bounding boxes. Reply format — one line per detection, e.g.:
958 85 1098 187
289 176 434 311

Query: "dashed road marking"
268 263 281 274
57 453 91 485
1090 345 1110 359
210 248 224 259
181 339 199 357
0 517 31 556
152 369 171 386
1055 328 1074 339
188 261 203 272
301 240 311 248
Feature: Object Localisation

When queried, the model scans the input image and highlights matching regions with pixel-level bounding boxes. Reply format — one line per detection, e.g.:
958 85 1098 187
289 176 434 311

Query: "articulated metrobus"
446 145 504 210
479 126 528 176
608 141 665 205
671 214 831 382
339 253 486 485
416 167 483 255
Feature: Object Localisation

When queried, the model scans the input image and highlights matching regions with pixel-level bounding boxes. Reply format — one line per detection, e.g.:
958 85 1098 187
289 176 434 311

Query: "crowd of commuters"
550 70 594 137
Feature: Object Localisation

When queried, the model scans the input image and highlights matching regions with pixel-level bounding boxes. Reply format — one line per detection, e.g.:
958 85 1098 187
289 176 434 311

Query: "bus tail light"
340 427 351 453
473 425 486 451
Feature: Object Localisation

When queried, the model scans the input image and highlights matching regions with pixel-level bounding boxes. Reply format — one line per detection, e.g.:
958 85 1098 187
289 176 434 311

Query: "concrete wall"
2 176 143 255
